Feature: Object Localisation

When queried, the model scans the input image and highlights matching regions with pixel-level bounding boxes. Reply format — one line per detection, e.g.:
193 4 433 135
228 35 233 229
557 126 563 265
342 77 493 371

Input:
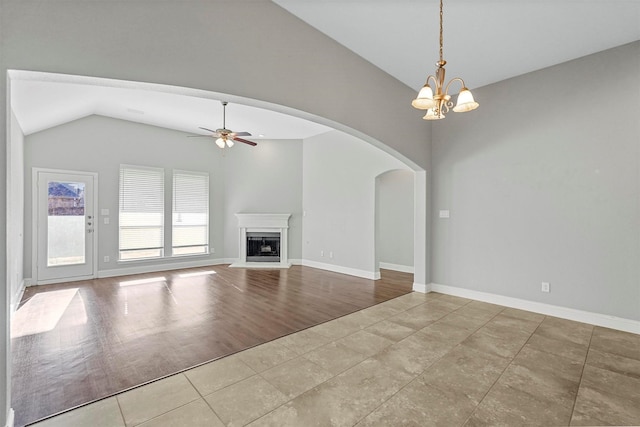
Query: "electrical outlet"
320 250 324 257
541 282 550 293
104 256 110 263
329 251 334 259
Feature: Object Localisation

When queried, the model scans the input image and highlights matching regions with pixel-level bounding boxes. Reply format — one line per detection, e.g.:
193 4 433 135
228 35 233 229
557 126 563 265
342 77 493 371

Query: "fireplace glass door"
246 232 280 262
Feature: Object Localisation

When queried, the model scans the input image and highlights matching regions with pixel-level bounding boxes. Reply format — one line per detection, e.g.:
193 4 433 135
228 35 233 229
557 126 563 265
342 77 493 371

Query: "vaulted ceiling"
11 1 639 139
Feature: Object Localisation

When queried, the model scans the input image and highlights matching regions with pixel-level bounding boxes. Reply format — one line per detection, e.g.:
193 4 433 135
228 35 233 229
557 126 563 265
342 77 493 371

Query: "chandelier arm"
444 100 453 113
434 99 449 115
425 74 439 89
443 77 466 96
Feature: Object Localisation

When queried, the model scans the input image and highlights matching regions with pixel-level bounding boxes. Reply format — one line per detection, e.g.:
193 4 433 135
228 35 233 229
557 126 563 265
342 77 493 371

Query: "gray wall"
25 115 227 274
303 130 409 275
431 41 640 321
1 1 431 424
223 139 303 261
376 169 414 269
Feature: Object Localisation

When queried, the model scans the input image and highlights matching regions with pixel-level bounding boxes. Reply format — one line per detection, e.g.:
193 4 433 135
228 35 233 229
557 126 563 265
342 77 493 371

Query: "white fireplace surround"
230 213 292 269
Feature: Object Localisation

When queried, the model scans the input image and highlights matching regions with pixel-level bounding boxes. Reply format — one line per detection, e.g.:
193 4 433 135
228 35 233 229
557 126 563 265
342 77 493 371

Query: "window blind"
119 165 164 260
172 171 209 256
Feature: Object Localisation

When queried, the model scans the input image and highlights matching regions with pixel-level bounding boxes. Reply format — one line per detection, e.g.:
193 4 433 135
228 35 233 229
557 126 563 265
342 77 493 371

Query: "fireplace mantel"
230 213 291 269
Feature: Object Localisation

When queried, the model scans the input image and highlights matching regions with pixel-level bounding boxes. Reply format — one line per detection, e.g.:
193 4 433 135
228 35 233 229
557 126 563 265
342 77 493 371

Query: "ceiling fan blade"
233 131 252 137
199 126 218 133
187 135 213 138
233 137 257 146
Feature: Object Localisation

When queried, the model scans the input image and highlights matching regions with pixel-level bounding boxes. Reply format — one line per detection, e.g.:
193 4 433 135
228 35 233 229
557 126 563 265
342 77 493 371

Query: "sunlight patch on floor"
11 288 82 338
118 276 166 287
178 270 217 278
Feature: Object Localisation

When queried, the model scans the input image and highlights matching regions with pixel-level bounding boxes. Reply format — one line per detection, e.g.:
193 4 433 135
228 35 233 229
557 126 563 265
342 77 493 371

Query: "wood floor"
11 265 412 427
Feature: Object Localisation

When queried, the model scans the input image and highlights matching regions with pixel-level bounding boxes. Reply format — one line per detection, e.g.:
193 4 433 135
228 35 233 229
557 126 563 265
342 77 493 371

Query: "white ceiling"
10 74 331 139
11 1 640 138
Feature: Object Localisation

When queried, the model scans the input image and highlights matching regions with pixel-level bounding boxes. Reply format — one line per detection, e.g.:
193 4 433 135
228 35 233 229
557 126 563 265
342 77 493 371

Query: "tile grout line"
126 374 204 427
182 370 229 426
114 395 127 427
567 326 596 425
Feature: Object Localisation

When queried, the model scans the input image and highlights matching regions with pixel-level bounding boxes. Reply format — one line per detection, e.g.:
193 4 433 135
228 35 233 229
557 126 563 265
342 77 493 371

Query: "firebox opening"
246 232 281 262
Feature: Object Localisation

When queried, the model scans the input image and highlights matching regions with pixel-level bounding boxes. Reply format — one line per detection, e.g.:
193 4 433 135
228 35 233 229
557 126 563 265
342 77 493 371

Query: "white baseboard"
302 260 379 280
98 258 228 278
412 282 431 293
379 262 414 273
430 283 640 335
10 280 27 315
289 259 303 266
5 408 14 427
230 261 292 269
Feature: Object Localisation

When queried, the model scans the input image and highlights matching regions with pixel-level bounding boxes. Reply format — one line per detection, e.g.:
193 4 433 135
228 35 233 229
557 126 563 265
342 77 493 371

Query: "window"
172 171 209 256
119 165 164 260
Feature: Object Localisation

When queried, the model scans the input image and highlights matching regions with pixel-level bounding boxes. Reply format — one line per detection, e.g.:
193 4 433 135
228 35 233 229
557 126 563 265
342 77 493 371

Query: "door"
36 170 96 283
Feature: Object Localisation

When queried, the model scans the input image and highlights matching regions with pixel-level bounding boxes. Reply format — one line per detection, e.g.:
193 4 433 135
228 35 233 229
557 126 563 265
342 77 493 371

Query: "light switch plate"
439 210 450 218
101 209 110 216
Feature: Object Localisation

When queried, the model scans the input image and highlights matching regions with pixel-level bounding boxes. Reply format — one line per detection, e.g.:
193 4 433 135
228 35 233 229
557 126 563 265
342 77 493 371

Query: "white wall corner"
5 408 14 427
430 283 640 335
289 259 303 266
412 282 431 293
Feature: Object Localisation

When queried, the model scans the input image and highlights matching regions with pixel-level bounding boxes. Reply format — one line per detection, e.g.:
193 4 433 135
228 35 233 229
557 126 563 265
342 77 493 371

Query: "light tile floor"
31 292 640 427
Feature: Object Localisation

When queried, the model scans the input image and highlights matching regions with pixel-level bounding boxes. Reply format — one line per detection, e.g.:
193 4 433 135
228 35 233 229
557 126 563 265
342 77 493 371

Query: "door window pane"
47 181 86 266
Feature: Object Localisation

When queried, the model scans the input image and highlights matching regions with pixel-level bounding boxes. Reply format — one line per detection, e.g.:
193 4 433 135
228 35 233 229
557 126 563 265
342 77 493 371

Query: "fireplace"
230 213 291 268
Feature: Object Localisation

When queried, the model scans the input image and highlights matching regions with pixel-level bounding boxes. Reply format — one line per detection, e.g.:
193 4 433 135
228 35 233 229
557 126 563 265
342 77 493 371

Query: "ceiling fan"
189 101 257 148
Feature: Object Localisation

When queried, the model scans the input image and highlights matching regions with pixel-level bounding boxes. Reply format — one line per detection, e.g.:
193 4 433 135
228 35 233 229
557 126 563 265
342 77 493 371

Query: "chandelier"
411 0 479 120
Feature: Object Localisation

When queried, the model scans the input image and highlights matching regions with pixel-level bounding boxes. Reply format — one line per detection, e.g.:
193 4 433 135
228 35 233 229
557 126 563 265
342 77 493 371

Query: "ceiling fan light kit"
412 0 479 120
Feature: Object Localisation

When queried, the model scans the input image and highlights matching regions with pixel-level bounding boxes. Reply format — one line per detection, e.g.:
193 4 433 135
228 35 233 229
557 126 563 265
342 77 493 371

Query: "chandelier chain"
439 0 444 63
